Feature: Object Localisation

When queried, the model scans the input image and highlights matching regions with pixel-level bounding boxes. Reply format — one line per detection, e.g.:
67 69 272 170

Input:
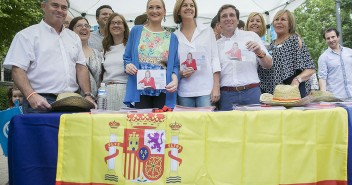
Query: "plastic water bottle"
97 83 107 110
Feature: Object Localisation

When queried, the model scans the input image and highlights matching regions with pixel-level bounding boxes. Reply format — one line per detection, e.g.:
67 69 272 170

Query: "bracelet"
26 92 37 100
256 51 266 58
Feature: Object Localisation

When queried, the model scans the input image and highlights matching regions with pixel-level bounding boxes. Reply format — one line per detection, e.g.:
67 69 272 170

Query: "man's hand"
28 93 51 111
85 96 97 109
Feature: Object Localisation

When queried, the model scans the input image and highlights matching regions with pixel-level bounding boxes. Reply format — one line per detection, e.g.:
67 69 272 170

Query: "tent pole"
335 0 343 45
265 11 271 43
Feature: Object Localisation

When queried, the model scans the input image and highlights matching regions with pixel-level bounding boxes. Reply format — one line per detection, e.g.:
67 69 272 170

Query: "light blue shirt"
318 46 352 99
88 30 104 52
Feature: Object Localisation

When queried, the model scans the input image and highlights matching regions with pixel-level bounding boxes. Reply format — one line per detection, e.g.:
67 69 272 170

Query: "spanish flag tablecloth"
56 108 348 185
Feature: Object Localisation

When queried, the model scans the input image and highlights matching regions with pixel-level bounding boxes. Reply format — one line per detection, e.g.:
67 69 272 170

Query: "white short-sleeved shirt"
217 28 270 87
174 20 221 97
4 20 86 94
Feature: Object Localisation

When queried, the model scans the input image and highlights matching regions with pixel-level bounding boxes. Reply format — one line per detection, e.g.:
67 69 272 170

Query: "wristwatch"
84 92 95 99
256 51 266 58
294 77 302 83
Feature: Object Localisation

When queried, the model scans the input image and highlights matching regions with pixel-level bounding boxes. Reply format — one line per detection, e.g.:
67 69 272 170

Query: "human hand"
28 94 51 111
125 63 138 75
210 86 220 103
246 41 261 54
165 77 178 93
85 96 97 109
181 67 194 78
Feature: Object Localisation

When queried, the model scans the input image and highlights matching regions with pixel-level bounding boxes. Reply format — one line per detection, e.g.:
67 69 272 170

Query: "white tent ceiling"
68 0 306 29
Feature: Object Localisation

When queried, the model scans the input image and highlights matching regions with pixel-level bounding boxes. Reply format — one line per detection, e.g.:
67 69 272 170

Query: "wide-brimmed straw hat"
51 92 94 112
260 85 342 107
260 85 312 107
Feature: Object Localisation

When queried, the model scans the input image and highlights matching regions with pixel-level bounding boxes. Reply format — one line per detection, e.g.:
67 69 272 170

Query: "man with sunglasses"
3 0 96 113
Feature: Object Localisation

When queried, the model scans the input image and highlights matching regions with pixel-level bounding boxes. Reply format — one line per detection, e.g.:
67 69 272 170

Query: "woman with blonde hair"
258 10 315 97
124 0 179 109
245 12 267 37
173 0 221 107
101 13 130 110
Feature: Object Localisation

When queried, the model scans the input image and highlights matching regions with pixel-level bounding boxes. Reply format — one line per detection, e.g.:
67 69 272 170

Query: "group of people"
3 0 351 113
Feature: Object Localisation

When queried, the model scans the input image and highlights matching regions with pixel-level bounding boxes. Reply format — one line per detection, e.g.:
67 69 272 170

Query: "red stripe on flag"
128 153 132 179
123 152 127 178
280 180 347 185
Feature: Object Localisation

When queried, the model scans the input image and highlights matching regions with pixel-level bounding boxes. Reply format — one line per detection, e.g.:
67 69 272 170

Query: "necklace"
274 34 291 46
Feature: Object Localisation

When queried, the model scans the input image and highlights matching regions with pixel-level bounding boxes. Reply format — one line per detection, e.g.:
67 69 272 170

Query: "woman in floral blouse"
123 0 179 109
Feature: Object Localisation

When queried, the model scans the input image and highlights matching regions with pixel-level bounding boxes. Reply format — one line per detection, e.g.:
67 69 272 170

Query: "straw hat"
310 90 342 102
51 92 94 112
260 85 312 107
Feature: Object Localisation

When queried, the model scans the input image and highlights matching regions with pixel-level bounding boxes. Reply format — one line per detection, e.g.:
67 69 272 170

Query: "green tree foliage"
0 0 43 60
294 0 352 65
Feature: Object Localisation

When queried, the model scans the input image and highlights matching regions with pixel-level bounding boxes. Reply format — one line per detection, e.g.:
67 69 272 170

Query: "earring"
163 15 166 22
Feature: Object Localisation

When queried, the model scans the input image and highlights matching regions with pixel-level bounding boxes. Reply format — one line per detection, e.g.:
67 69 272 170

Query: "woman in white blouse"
173 0 221 107
101 13 130 110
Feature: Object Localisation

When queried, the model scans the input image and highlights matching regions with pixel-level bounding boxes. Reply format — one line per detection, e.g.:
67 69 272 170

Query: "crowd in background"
3 0 352 113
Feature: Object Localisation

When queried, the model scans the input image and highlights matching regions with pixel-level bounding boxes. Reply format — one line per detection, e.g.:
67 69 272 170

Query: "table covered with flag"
8 108 351 185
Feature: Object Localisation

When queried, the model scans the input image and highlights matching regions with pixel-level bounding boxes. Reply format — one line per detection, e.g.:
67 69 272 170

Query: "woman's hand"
210 86 220 103
165 74 178 92
180 67 194 78
125 63 138 75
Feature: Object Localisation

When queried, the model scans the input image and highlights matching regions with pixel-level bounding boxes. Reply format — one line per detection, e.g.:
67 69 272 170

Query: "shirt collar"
219 28 238 40
40 19 65 34
328 45 343 54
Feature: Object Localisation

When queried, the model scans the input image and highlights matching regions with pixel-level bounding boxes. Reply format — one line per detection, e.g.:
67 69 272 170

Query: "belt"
105 81 126 85
220 83 259 92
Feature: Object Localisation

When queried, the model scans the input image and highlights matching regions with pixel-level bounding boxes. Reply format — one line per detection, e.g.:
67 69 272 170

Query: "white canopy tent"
68 0 306 29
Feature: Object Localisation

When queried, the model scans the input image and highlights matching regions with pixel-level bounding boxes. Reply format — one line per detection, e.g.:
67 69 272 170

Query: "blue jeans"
22 94 57 114
219 87 261 111
178 95 211 107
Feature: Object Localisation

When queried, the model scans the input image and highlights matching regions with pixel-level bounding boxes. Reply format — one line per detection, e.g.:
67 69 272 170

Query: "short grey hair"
42 0 70 8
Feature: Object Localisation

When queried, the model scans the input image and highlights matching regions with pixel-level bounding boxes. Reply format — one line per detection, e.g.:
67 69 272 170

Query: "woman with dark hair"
69 17 102 99
101 13 130 110
124 0 179 109
173 0 221 108
258 10 315 97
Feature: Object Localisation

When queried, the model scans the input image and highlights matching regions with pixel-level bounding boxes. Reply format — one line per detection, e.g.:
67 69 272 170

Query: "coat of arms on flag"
104 113 183 183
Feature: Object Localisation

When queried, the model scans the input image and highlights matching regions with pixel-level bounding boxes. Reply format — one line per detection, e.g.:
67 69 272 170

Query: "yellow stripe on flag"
56 108 348 185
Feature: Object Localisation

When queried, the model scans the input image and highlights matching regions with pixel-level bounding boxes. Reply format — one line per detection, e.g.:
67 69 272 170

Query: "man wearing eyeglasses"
88 5 113 52
3 0 96 113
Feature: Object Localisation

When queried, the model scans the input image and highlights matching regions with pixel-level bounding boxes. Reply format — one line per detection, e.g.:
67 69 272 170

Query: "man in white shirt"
4 0 95 113
88 5 113 52
216 4 273 111
318 27 352 99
